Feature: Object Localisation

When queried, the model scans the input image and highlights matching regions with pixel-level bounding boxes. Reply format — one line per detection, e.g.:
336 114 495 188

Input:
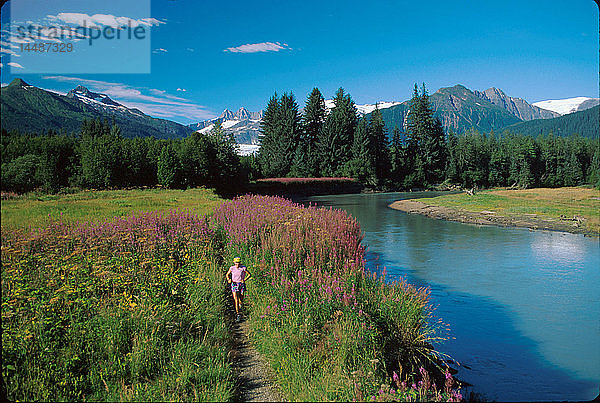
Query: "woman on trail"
226 257 251 322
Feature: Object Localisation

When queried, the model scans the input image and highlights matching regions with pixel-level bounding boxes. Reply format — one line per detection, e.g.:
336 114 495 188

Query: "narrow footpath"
231 318 284 402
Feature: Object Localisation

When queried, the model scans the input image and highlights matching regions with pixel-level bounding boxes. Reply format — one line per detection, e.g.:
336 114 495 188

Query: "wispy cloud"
152 48 168 54
224 41 291 53
0 13 165 54
176 88 186 92
46 13 165 28
8 62 24 68
42 75 213 121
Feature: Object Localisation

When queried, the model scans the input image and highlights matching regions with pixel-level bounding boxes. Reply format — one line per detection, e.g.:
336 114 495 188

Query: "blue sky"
1 0 598 124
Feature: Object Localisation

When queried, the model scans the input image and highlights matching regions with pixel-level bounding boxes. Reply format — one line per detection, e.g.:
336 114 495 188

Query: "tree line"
2 84 598 195
1 119 244 194
255 84 600 189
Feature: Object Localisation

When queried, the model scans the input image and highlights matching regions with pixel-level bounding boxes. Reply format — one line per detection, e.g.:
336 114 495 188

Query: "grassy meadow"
1 188 224 230
418 186 600 234
2 188 461 402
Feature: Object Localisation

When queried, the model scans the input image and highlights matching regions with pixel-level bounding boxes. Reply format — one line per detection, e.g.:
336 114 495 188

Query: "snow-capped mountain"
1 79 191 139
66 85 146 117
189 108 263 145
533 97 600 116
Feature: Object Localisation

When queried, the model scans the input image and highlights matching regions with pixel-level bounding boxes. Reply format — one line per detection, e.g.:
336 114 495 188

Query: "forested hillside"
502 105 599 138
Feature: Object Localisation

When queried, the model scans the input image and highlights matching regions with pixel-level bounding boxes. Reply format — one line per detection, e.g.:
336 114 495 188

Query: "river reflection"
303 192 600 401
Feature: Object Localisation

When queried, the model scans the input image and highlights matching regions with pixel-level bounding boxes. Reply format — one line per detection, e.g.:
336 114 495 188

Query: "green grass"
1 187 224 230
3 189 462 401
2 189 234 402
417 186 600 234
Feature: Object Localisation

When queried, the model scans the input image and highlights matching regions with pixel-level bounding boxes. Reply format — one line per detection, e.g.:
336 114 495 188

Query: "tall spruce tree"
258 92 300 177
318 87 357 176
404 84 426 187
342 116 375 184
369 106 390 186
389 125 405 185
291 87 326 177
405 83 446 188
258 93 280 177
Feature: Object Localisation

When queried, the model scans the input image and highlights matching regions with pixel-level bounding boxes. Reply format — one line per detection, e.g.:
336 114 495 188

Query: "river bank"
389 187 600 236
309 192 600 401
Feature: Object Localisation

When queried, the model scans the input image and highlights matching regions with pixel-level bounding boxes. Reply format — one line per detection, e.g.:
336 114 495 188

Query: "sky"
1 0 598 125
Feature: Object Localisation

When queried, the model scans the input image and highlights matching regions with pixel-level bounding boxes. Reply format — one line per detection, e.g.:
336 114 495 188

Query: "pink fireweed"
211 195 459 401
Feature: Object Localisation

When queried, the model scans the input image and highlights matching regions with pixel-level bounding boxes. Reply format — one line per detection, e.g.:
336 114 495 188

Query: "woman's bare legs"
232 291 240 314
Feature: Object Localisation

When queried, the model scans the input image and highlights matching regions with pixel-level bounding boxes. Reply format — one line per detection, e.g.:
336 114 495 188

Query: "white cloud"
47 13 165 29
1 47 21 56
42 75 213 121
176 88 186 92
8 62 24 68
186 47 194 52
224 41 291 53
152 48 168 53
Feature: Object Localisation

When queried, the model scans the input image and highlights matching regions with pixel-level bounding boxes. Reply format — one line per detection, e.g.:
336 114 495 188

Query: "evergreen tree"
275 92 301 175
587 141 600 188
369 106 390 186
445 130 459 184
404 83 447 188
318 88 357 176
258 93 301 177
404 84 426 188
342 116 375 184
389 125 403 181
258 93 280 177
291 88 326 177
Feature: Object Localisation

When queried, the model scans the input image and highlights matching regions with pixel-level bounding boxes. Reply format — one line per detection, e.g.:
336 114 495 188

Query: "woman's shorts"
231 282 246 293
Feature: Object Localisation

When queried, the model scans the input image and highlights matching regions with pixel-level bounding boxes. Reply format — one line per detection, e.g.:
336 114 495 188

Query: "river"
303 192 600 402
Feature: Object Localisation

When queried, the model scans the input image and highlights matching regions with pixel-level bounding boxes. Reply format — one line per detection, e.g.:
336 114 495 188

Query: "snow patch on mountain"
533 97 599 115
324 100 401 115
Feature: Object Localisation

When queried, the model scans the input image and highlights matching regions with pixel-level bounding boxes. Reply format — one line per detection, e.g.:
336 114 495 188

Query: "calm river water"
303 192 599 402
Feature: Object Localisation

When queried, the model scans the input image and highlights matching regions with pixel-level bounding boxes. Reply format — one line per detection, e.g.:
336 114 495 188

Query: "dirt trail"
231 318 284 402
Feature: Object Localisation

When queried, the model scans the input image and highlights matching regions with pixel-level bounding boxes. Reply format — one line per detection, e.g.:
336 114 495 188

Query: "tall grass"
212 195 461 401
1 209 234 401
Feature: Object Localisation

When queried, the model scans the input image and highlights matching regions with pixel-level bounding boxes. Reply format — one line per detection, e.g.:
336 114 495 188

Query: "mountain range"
1 79 192 139
188 108 264 145
372 84 565 135
188 85 597 146
1 78 596 148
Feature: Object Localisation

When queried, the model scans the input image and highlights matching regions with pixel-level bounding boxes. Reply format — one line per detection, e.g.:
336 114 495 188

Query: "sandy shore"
388 199 597 236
